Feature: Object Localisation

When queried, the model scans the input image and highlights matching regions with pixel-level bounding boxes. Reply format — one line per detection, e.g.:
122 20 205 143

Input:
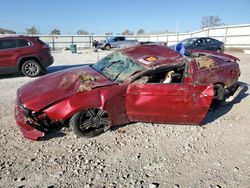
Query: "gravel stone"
0 51 249 187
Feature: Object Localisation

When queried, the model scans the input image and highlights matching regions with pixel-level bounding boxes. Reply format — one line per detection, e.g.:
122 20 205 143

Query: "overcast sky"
1 0 250 34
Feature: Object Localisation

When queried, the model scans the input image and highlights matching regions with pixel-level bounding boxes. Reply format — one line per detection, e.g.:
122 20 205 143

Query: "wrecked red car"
15 44 242 140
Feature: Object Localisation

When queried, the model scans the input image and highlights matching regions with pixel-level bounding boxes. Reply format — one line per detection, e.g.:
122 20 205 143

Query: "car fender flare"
18 56 42 70
43 85 129 126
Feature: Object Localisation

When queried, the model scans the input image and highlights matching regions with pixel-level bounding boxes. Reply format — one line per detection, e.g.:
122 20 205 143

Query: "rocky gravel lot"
0 50 249 188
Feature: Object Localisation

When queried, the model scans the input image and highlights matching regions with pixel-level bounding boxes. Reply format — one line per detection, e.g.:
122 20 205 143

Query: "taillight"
42 44 49 49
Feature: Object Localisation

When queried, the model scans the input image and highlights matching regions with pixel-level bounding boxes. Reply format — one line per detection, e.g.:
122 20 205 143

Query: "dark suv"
0 35 53 77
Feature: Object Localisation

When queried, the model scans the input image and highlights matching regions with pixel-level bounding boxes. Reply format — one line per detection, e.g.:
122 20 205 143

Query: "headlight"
19 105 31 118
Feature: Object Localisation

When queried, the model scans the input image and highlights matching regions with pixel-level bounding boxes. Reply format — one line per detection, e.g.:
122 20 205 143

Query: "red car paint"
126 83 214 125
14 44 241 140
187 53 240 88
15 97 45 140
18 66 115 111
187 49 240 62
123 44 186 68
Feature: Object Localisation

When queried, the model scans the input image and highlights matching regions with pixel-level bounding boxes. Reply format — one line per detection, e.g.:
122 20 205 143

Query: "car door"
116 37 126 48
195 38 207 50
212 39 222 51
110 37 119 48
126 83 213 125
0 39 18 68
204 38 215 51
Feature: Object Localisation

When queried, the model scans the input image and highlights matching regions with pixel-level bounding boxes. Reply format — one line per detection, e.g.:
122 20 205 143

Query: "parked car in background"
96 36 139 50
15 44 243 141
0 35 53 77
180 37 224 53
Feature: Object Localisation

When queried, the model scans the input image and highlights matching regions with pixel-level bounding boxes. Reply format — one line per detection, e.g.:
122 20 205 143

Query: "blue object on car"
175 42 185 55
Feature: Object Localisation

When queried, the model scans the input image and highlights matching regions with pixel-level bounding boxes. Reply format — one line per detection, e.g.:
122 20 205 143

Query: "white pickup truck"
96 36 139 50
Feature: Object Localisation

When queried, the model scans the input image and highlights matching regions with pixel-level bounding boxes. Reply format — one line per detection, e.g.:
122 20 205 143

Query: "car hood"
18 66 115 111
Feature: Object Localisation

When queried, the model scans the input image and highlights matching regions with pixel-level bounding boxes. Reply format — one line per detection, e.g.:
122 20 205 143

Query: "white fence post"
224 26 229 43
52 36 55 50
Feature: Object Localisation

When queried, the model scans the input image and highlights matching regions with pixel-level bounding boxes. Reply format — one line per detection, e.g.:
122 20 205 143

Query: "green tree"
105 32 113 35
77 29 89 35
0 28 16 34
26 26 39 35
121 29 134 35
50 29 61 35
137 29 145 34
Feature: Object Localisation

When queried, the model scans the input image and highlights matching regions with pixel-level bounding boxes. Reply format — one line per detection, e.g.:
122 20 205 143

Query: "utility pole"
176 22 180 42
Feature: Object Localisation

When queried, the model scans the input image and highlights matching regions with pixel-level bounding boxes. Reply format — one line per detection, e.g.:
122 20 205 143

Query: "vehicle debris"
78 72 99 92
195 56 215 69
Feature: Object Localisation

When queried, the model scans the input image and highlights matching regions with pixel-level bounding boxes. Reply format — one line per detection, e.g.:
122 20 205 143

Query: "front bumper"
15 98 45 141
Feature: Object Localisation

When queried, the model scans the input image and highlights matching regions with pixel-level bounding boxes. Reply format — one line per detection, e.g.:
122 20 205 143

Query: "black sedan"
181 37 224 53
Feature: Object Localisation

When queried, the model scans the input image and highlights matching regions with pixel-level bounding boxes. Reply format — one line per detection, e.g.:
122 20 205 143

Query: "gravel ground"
0 49 249 188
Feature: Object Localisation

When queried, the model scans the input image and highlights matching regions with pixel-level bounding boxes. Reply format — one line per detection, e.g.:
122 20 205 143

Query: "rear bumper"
15 98 45 141
43 55 54 67
223 82 246 104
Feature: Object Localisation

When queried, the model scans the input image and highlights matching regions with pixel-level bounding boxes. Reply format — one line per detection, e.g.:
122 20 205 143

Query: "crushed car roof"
122 44 186 68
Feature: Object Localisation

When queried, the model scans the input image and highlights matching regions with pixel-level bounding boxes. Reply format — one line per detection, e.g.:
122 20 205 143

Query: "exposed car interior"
133 64 185 84
186 52 216 69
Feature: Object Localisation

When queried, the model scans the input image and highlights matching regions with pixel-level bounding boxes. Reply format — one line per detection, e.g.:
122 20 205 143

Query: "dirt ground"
0 50 249 188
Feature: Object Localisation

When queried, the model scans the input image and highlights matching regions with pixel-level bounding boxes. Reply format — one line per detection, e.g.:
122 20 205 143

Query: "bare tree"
77 29 89 35
105 32 113 35
0 28 16 34
137 29 145 35
50 29 61 35
201 16 224 29
122 29 134 35
26 26 39 35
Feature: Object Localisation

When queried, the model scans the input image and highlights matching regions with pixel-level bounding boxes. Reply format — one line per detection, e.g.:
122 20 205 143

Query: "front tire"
21 60 42 77
104 44 111 50
70 109 111 138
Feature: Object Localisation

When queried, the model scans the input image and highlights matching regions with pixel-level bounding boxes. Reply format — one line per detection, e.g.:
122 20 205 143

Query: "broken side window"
133 65 185 84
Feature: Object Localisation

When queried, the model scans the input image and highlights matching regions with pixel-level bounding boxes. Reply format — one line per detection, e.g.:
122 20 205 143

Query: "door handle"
15 50 21 53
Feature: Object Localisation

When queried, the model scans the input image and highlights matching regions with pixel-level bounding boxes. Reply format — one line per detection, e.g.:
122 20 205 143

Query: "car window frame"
0 38 33 51
91 51 145 83
130 63 186 85
16 38 33 48
0 38 17 51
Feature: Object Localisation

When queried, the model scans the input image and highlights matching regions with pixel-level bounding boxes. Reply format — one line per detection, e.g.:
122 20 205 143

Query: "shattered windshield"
108 37 115 42
91 51 145 83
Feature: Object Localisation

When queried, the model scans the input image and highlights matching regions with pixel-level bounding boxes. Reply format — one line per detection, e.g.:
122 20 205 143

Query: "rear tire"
210 84 225 109
214 84 225 101
21 60 42 77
